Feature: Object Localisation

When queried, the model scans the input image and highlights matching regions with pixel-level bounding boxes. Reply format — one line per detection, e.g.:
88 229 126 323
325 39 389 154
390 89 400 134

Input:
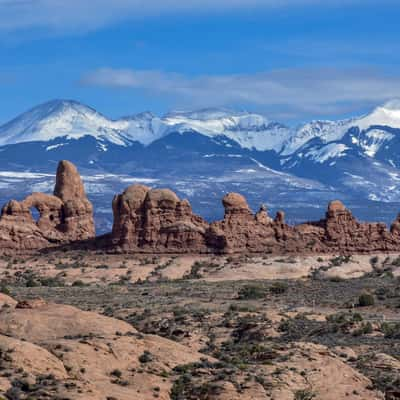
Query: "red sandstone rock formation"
111 185 208 252
1 162 400 255
206 193 296 253
110 187 400 254
0 160 94 253
296 200 396 253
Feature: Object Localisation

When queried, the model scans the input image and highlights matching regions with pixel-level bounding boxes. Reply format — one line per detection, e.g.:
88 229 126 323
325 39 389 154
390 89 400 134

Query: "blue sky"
1 0 400 124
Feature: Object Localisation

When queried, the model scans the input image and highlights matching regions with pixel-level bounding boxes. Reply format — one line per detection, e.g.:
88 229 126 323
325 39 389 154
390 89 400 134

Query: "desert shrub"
217 342 279 365
139 350 153 363
96 264 110 269
110 369 122 378
0 285 10 295
375 287 390 300
392 256 400 267
269 282 288 295
325 312 364 334
352 322 373 336
231 315 268 343
358 293 375 307
71 280 86 287
184 261 203 279
330 255 351 266
381 322 400 339
370 256 379 266
25 277 38 287
55 261 87 269
328 276 344 282
295 389 316 400
39 276 65 287
237 285 267 300
171 376 222 400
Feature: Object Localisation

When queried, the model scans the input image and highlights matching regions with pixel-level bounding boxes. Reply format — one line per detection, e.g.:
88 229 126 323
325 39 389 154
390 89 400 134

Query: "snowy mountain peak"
281 119 352 155
356 100 400 131
380 99 400 111
162 108 291 152
3 99 400 157
281 100 400 156
0 99 129 147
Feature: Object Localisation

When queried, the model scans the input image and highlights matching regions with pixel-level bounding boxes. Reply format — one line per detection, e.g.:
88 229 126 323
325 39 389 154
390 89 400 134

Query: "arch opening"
30 207 40 223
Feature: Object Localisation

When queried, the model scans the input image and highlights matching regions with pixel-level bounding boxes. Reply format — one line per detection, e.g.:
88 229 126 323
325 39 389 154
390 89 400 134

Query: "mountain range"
1 99 400 233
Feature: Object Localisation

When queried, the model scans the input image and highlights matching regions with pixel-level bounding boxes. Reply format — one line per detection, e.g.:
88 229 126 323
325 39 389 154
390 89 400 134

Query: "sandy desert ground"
0 251 399 399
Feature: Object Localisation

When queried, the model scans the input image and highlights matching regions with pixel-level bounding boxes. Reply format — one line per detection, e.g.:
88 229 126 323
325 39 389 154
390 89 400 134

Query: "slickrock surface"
0 297 208 400
0 160 94 253
0 293 387 400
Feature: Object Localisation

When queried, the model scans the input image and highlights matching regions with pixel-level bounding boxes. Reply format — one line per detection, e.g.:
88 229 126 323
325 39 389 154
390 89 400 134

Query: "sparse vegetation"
1 252 400 399
295 389 316 400
358 293 375 307
237 284 267 300
269 281 288 294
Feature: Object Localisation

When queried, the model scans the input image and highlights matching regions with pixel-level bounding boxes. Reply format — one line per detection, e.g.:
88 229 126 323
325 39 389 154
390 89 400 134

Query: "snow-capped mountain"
0 100 292 152
282 100 400 159
278 101 400 204
162 108 292 152
0 100 131 146
1 99 400 232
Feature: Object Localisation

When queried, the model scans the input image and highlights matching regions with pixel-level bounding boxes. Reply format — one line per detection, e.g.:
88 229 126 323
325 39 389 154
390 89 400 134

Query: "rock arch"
0 161 95 252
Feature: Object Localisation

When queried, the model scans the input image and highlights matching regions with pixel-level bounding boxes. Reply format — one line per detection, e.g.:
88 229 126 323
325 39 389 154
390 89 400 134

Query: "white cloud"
0 0 391 33
80 67 400 120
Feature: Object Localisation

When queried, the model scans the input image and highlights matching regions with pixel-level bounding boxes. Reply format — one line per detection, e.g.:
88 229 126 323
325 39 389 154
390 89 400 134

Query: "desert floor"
0 251 399 399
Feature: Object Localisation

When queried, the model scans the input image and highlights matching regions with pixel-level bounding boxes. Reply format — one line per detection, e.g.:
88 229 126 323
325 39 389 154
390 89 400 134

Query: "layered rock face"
111 185 208 252
111 186 400 254
296 200 397 253
0 160 94 252
206 193 298 253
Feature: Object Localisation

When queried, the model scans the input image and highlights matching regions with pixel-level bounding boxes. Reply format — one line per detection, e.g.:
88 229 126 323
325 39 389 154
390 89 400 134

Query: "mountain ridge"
2 99 400 155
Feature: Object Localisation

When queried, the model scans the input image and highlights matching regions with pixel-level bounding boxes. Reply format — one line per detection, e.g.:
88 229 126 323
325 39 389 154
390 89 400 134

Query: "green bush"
330 255 351 266
238 285 267 300
381 322 400 339
269 282 288 295
0 285 10 295
110 369 122 378
392 256 400 267
352 322 373 336
370 256 379 266
139 350 153 363
358 293 375 307
295 389 316 400
72 280 86 287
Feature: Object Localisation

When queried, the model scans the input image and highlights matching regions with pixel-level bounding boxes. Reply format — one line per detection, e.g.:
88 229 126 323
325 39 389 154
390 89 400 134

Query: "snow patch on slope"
306 143 349 163
352 129 395 157
281 120 352 155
